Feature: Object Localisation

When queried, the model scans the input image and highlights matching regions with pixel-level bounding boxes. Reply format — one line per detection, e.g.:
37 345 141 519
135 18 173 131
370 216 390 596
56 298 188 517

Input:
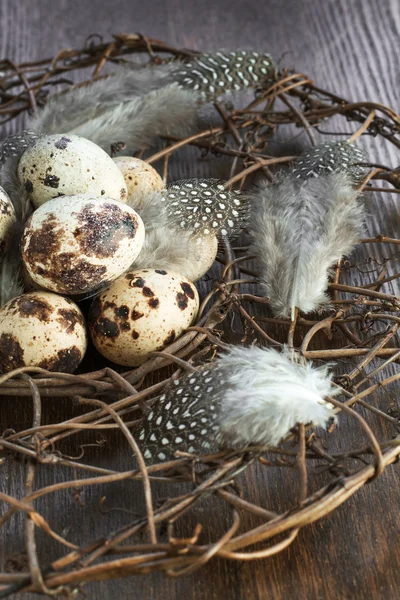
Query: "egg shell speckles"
89 269 199 367
113 156 164 210
0 292 87 373
18 134 128 208
21 195 145 295
183 234 218 282
0 186 16 258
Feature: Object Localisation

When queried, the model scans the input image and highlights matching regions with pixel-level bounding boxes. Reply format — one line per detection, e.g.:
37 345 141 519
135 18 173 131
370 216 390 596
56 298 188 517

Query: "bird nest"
0 33 399 596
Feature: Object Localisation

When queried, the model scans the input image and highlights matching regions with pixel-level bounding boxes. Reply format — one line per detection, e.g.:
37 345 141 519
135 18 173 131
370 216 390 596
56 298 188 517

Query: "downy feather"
29 63 181 134
130 190 211 278
0 157 33 305
250 171 365 318
217 345 337 447
136 345 337 463
28 65 201 154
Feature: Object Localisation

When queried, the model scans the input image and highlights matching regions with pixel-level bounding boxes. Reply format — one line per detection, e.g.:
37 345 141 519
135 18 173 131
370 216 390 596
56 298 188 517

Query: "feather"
250 170 365 318
29 83 200 155
131 191 194 274
130 179 248 278
28 84 200 155
130 190 216 280
136 345 337 464
29 63 181 134
175 50 275 97
161 179 249 237
290 141 368 182
0 157 33 305
0 130 39 165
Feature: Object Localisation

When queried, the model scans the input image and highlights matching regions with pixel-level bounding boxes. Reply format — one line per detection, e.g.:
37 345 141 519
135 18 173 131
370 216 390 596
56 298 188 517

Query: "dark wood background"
0 0 399 598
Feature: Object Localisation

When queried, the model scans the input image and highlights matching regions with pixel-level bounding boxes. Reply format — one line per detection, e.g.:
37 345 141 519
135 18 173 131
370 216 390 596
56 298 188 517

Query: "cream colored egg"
0 292 87 373
113 156 164 210
0 186 16 258
182 234 218 281
21 195 145 295
89 269 199 366
18 134 128 208
22 265 44 293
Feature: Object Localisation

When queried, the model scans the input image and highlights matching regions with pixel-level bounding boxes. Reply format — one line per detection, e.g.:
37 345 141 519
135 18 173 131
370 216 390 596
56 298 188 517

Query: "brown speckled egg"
89 269 199 366
0 292 87 373
21 195 145 296
18 134 128 208
0 186 16 258
113 156 164 210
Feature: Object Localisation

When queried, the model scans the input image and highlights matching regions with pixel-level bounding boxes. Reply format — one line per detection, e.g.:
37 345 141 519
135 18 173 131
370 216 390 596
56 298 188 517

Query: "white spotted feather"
137 345 337 463
162 179 249 237
175 50 274 97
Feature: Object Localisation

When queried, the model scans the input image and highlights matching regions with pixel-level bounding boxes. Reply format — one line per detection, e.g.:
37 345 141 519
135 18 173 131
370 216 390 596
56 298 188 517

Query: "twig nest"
21 195 145 295
0 186 16 258
113 156 164 210
89 268 199 367
17 134 128 208
181 233 218 281
0 292 87 373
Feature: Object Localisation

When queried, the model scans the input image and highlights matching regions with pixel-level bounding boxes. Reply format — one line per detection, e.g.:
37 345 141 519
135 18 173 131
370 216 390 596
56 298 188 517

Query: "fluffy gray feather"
67 85 199 154
27 62 201 154
0 157 33 305
250 171 365 318
29 63 181 134
130 190 210 278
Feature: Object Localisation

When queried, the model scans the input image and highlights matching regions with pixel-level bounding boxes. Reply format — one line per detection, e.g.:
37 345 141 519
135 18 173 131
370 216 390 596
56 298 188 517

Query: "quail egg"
89 268 199 366
183 233 218 281
0 186 16 258
0 291 87 373
113 156 164 210
18 134 128 208
21 195 145 295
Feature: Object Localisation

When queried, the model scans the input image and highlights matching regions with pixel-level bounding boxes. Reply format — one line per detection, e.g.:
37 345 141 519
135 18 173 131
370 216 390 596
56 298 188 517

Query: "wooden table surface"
0 0 399 598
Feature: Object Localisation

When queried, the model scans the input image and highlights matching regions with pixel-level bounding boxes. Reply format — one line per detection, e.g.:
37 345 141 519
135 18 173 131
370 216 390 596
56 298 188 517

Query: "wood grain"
0 0 399 598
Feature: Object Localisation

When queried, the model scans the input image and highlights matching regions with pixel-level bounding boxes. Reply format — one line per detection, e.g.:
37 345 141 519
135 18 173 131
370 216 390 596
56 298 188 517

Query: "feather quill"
136 345 337 464
250 143 366 318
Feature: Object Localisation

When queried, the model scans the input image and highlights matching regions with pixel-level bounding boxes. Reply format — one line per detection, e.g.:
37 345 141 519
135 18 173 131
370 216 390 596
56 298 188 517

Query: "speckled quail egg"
113 156 164 210
18 134 128 208
89 268 199 367
0 186 16 258
21 195 145 296
0 291 87 373
183 234 218 281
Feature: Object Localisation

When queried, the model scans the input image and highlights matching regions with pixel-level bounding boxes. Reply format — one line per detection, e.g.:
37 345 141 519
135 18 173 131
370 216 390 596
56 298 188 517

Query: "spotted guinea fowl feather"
161 179 249 237
0 130 39 165
137 345 337 464
175 50 274 97
290 141 368 182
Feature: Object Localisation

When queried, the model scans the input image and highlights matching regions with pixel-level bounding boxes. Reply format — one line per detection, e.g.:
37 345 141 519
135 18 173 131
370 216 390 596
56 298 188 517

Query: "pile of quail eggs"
0 134 203 374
